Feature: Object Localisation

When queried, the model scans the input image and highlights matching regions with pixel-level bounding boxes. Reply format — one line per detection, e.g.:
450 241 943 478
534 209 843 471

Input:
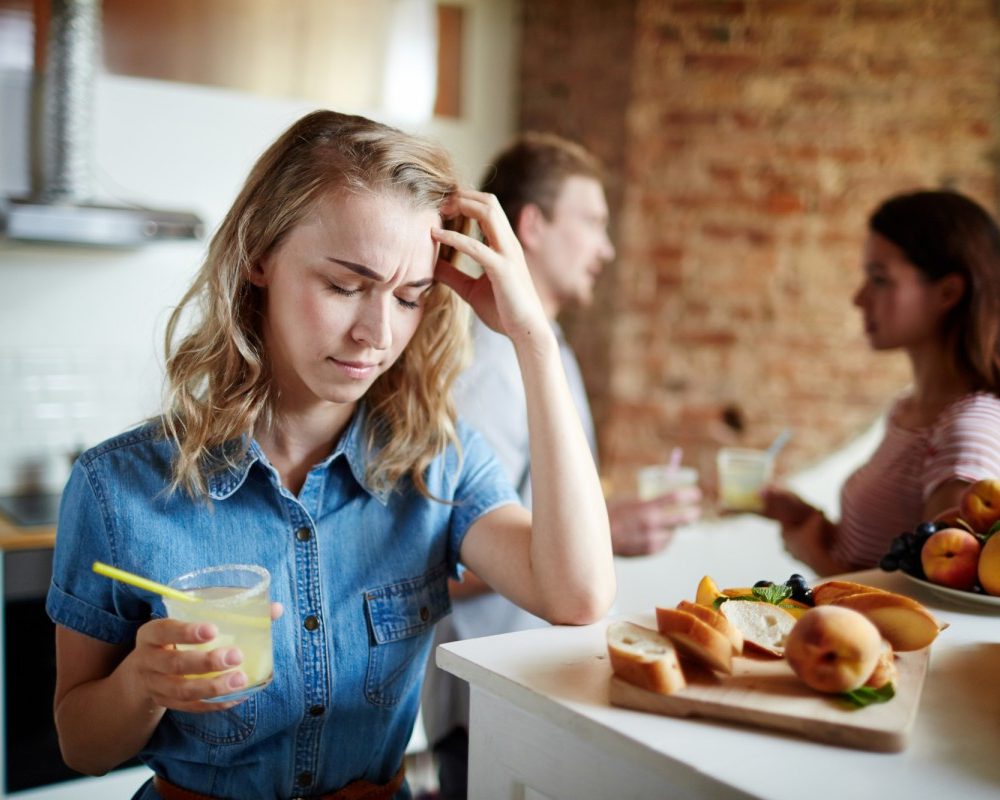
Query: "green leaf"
837 683 895 709
985 520 1000 540
714 584 795 609
753 584 793 605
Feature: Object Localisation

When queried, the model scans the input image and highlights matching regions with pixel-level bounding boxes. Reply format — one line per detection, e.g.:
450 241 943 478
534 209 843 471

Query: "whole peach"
785 606 882 694
921 528 982 592
978 532 1000 596
960 479 1000 533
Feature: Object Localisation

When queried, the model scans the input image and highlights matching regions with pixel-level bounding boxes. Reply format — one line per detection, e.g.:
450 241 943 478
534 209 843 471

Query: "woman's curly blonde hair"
163 110 469 499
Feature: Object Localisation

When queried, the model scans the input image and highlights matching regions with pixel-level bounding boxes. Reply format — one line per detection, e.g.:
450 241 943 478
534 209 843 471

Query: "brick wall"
517 0 1000 497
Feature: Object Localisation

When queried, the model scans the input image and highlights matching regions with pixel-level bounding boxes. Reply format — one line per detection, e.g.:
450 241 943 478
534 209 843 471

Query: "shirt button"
296 771 313 787
303 615 320 631
295 527 312 541
420 606 430 621
309 704 325 717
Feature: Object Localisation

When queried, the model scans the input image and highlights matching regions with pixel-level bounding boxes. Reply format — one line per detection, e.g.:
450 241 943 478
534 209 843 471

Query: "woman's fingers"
133 617 250 711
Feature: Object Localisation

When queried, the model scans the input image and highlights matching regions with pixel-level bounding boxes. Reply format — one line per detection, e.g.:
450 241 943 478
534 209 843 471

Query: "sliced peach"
830 591 944 651
695 575 724 607
811 580 888 606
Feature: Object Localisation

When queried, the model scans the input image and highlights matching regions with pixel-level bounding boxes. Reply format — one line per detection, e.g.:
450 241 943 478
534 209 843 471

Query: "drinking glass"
637 465 699 502
164 564 273 701
716 448 774 512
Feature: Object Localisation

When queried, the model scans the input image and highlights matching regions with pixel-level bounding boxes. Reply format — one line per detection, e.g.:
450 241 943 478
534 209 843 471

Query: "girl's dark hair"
870 190 1000 394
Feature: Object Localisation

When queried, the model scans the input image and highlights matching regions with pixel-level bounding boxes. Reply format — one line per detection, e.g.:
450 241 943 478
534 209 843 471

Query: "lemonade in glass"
164 564 273 701
716 447 774 513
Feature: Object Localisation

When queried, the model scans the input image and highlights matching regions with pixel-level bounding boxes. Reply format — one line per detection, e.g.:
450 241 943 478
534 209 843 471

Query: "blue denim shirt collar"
205 406 390 505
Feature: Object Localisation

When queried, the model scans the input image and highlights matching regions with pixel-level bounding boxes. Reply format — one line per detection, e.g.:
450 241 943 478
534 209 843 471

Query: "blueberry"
915 521 937 538
754 580 773 588
785 573 807 587
880 553 900 572
932 520 952 532
889 538 907 556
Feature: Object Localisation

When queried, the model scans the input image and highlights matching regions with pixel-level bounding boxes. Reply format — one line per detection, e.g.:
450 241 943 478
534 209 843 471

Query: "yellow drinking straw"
92 561 201 603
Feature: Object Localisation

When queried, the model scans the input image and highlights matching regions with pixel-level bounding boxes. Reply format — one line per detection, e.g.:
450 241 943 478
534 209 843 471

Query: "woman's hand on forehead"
432 189 548 343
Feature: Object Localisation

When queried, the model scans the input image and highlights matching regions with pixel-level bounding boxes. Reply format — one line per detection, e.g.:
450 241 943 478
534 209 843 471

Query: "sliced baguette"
811 580 887 606
719 600 797 657
829 591 944 651
606 621 687 694
655 607 733 674
675 600 744 654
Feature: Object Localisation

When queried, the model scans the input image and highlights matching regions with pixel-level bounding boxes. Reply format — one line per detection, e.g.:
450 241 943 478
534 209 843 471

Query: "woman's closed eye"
327 280 422 310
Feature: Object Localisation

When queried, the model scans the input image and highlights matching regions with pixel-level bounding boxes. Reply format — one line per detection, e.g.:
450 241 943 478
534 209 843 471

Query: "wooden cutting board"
609 648 929 752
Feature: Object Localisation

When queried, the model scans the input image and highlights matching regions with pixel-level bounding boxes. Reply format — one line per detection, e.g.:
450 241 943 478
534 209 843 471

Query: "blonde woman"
46 111 614 800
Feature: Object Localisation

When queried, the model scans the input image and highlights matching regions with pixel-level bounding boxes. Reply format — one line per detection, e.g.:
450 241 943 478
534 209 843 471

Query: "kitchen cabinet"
0 516 152 798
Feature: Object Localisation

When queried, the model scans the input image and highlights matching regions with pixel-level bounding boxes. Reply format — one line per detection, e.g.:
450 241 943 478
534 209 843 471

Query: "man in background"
422 132 702 799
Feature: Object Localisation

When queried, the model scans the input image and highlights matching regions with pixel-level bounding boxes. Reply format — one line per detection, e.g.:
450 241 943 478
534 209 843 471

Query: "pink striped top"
836 392 1000 570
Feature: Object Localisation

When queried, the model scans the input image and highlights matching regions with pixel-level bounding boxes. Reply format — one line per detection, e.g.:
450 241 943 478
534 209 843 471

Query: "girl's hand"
126 602 283 714
760 487 817 527
127 618 248 713
433 189 549 344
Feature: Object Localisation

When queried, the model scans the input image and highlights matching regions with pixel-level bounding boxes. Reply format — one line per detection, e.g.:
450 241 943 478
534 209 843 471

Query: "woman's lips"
329 358 379 380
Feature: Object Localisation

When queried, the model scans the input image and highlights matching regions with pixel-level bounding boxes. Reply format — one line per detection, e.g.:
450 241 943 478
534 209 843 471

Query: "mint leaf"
753 584 793 605
713 585 794 609
838 683 895 709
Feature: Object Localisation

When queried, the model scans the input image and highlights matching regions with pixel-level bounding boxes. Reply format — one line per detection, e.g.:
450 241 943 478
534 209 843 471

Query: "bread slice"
719 600 797 657
829 591 944 651
606 621 687 695
655 608 733 674
811 580 887 606
675 600 744 655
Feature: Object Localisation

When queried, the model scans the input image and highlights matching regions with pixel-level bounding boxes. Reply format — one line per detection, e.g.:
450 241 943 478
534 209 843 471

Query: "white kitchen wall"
0 0 519 495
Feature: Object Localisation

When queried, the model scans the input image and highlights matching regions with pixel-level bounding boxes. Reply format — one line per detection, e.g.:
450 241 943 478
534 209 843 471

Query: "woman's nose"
352 298 392 350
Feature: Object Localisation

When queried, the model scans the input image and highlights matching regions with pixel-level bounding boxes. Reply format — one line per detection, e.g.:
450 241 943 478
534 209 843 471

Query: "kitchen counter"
439 556 1000 800
0 514 55 552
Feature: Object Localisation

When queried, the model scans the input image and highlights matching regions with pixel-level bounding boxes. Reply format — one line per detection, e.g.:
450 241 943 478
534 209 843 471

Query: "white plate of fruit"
881 478 1000 610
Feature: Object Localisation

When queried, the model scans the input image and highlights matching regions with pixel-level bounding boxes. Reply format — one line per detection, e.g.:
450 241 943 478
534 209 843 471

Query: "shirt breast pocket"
167 694 257 745
364 564 452 707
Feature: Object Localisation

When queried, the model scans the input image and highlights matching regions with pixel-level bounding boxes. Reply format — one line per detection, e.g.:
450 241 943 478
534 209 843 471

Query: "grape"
915 521 937 538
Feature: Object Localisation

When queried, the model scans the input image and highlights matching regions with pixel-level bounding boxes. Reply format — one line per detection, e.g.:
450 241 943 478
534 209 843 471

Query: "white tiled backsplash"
0 348 162 495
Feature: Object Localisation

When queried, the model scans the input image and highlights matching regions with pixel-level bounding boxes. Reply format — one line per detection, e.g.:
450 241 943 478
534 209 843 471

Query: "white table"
439 567 1000 800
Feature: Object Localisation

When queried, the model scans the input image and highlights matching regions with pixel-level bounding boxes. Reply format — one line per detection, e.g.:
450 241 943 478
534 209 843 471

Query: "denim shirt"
46 409 518 800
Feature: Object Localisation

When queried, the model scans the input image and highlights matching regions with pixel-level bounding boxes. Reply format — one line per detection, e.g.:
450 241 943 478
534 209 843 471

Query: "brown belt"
152 765 404 800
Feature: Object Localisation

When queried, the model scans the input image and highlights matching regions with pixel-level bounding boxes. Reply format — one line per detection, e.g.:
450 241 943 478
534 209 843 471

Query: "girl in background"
763 190 1000 575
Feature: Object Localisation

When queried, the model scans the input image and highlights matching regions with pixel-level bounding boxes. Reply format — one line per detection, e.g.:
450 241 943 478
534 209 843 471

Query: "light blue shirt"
46 408 517 799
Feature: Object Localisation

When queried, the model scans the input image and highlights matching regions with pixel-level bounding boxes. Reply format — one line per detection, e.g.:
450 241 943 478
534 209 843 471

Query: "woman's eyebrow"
327 256 434 288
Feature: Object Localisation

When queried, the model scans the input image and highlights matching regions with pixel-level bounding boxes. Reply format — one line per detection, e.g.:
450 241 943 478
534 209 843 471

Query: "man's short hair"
480 132 605 230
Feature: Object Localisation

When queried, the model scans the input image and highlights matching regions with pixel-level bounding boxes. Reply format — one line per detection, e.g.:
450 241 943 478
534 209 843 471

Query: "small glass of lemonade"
164 564 273 701
716 447 774 513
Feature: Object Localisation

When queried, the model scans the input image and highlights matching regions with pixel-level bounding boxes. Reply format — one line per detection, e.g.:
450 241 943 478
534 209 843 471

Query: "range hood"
3 0 203 247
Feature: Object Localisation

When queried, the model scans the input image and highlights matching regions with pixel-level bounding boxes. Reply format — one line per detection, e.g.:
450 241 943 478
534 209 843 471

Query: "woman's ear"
937 272 966 312
247 257 270 288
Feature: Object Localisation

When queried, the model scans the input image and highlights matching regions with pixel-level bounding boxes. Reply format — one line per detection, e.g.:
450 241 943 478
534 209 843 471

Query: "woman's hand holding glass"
126 603 283 714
